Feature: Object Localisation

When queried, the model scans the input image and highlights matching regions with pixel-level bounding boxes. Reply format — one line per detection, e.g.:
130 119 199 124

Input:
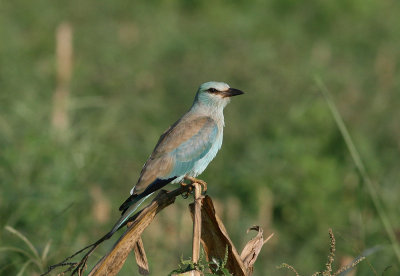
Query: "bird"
109 81 244 235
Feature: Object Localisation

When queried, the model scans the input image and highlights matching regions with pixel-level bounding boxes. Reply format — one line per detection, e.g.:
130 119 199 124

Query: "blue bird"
110 81 244 234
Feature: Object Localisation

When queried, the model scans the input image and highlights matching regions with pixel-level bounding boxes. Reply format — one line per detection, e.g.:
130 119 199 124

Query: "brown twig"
88 186 194 276
45 182 269 276
43 184 194 276
192 183 203 265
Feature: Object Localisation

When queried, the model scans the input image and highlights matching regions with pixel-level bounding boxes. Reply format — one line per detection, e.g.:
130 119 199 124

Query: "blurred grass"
315 76 400 264
1 0 400 275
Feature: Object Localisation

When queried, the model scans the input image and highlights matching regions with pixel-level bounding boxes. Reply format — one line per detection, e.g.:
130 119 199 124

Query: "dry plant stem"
315 77 400 264
43 240 102 275
325 228 335 274
334 256 365 275
190 195 247 276
279 263 300 276
88 185 194 276
52 22 72 133
192 183 203 265
292 229 364 276
43 184 194 276
178 270 202 275
133 237 149 275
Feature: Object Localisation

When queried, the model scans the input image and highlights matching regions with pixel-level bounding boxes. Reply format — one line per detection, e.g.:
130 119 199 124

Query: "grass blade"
0 247 34 259
4 226 40 260
16 260 33 276
42 240 52 262
314 76 400 264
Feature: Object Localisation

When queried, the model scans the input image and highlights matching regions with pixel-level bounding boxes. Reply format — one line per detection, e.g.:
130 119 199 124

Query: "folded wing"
131 115 218 196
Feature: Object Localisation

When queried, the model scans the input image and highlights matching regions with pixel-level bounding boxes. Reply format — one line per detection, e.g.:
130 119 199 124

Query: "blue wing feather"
167 123 218 178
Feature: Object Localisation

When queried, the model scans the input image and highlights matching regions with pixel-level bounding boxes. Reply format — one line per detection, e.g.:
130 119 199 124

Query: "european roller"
110 81 244 235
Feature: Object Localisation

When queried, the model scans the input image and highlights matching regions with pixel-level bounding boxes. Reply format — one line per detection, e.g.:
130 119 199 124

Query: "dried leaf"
133 237 149 275
190 195 246 276
240 226 273 275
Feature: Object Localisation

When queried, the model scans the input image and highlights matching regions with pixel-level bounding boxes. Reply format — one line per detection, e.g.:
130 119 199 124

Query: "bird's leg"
184 176 207 193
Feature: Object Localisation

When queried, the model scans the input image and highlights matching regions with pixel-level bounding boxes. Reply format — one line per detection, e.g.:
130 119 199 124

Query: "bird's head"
194 81 244 109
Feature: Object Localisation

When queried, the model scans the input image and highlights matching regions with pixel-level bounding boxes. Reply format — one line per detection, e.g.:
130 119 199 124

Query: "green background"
1 0 400 275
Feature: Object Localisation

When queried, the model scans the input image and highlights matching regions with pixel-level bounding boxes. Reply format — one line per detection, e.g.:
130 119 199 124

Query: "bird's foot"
180 182 193 199
184 176 207 193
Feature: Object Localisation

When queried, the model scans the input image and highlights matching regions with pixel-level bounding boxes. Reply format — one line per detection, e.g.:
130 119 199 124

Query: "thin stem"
192 183 202 264
315 76 400 264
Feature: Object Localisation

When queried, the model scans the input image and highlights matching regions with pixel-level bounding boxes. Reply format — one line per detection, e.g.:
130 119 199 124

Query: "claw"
180 182 193 198
184 176 207 193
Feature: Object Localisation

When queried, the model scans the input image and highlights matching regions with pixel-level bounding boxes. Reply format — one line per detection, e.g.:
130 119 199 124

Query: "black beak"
223 88 244 97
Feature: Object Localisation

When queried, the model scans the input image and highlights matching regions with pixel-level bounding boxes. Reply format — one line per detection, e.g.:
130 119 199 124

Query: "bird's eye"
208 88 218 93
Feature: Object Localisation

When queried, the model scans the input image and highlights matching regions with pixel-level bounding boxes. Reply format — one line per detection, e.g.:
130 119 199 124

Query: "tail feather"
109 193 152 235
119 194 138 213
111 177 176 235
